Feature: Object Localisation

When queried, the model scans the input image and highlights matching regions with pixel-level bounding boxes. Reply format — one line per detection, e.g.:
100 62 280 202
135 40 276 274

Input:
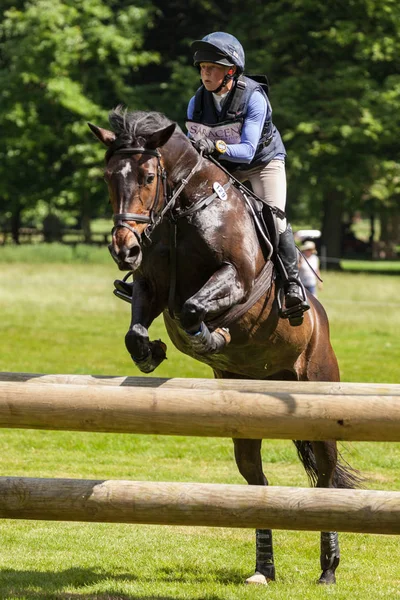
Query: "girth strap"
168 222 177 319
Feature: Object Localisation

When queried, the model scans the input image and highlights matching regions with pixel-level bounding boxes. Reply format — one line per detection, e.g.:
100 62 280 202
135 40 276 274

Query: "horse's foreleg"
181 264 246 354
312 441 340 585
233 439 275 586
124 277 167 373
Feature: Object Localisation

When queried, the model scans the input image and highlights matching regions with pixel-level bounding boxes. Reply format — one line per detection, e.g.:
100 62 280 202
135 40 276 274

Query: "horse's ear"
145 123 176 150
88 122 116 146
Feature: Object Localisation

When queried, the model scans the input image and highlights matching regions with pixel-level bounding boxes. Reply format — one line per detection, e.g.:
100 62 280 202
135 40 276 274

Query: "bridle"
108 146 203 245
109 147 167 245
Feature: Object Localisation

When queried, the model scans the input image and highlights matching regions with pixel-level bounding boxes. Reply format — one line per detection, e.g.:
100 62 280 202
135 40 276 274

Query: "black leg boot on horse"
276 224 310 326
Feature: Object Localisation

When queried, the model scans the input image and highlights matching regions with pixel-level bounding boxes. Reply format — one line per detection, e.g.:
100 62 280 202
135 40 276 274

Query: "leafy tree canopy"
0 0 158 228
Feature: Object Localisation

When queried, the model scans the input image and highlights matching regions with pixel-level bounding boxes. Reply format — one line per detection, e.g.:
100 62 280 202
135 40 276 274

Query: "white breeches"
236 159 287 234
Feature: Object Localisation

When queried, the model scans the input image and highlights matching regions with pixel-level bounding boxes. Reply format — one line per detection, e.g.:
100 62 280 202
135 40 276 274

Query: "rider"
186 31 309 320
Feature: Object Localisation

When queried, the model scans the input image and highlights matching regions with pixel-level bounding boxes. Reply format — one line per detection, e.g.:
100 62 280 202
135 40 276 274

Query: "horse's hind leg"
312 441 340 585
233 439 275 585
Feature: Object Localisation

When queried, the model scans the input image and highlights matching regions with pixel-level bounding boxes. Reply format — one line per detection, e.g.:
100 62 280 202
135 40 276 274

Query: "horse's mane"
108 106 180 147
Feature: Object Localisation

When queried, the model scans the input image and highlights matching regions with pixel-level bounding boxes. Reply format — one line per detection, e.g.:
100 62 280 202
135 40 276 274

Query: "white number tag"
213 182 227 200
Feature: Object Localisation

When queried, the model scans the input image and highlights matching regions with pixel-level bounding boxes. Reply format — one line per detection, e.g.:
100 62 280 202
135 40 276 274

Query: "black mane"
105 106 182 162
108 106 177 147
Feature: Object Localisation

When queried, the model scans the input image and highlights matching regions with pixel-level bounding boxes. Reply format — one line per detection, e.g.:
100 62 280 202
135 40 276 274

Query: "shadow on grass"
0 566 241 599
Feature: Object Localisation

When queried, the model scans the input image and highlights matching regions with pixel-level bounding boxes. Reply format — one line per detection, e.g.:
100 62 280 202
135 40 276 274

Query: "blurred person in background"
298 240 322 297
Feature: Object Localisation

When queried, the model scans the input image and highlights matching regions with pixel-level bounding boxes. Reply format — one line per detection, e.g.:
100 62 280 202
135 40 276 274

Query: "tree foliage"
228 0 400 250
0 0 158 236
0 0 399 254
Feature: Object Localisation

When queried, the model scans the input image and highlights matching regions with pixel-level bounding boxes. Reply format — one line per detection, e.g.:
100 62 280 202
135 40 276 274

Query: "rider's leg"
246 160 307 308
278 223 308 307
245 159 287 239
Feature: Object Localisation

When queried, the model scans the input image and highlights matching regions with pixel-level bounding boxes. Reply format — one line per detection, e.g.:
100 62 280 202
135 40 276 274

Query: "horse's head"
89 110 176 270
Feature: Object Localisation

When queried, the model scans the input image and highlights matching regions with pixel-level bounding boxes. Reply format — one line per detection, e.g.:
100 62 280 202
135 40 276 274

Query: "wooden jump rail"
0 477 399 535
1 371 399 395
0 372 399 535
0 375 399 441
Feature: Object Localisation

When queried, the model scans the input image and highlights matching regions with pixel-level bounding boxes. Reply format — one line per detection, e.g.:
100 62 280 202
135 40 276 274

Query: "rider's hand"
194 138 216 155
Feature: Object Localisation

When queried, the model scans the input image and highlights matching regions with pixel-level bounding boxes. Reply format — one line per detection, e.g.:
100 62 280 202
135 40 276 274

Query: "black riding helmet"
191 32 245 73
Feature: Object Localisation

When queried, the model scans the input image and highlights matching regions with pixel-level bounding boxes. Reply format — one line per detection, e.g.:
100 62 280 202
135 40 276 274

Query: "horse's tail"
293 440 364 489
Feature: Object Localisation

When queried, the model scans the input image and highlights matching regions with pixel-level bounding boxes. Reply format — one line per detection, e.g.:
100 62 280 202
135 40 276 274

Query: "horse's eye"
145 174 156 185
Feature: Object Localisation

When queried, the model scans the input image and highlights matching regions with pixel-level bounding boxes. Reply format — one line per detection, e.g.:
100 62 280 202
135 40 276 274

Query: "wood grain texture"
1 371 399 395
0 477 398 534
0 380 399 440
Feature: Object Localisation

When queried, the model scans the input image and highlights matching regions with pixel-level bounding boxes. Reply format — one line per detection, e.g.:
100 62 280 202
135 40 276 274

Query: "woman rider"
186 31 309 323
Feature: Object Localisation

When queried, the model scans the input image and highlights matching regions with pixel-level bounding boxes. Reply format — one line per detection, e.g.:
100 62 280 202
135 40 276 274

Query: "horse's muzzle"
108 242 142 271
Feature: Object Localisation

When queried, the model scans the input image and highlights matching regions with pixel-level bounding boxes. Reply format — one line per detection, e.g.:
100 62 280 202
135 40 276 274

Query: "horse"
88 108 360 586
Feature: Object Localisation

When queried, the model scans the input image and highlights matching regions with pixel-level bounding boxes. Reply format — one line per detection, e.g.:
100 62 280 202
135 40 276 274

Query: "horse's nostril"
128 245 140 258
113 243 141 265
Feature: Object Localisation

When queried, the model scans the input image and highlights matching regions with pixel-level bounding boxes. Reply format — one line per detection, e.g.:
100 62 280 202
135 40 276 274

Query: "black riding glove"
194 138 216 155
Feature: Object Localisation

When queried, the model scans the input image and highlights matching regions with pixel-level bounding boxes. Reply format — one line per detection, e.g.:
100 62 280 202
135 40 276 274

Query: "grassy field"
0 246 399 599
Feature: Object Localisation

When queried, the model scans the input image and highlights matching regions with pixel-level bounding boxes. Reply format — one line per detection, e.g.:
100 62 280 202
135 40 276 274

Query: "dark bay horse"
89 108 359 586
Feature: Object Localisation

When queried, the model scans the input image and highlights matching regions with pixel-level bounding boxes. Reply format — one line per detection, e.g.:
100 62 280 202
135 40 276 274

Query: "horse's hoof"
318 570 336 585
245 571 269 585
132 340 167 373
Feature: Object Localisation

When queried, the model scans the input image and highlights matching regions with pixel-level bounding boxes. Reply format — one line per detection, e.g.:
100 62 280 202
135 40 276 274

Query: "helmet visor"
192 42 234 67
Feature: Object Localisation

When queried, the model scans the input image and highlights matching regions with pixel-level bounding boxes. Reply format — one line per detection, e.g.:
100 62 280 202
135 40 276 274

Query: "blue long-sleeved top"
187 89 285 164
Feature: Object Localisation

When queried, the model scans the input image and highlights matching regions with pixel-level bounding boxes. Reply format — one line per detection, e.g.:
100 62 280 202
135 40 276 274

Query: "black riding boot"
277 224 310 325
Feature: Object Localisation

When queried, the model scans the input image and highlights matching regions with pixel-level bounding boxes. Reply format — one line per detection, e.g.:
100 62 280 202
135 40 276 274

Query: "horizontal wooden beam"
0 381 399 441
1 371 399 396
0 477 398 535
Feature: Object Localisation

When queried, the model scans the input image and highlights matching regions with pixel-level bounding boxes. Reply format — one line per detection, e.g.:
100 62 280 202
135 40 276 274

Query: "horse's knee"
180 298 206 333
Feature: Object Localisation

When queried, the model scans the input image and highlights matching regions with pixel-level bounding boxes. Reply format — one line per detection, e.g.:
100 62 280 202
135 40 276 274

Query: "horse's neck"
162 135 200 185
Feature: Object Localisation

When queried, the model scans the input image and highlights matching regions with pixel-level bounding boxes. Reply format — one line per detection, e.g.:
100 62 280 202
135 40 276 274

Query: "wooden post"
0 380 399 441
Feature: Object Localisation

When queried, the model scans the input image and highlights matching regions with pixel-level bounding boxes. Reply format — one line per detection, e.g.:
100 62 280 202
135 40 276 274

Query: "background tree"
0 0 399 259
142 0 400 262
0 0 158 241
228 0 400 262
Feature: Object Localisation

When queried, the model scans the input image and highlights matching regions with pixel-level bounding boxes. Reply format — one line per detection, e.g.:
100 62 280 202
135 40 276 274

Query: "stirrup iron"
276 278 310 326
113 271 134 303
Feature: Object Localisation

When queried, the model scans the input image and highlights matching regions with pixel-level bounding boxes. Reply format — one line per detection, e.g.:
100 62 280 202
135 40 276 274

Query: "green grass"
0 243 111 265
341 259 400 273
320 271 399 382
0 249 399 599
